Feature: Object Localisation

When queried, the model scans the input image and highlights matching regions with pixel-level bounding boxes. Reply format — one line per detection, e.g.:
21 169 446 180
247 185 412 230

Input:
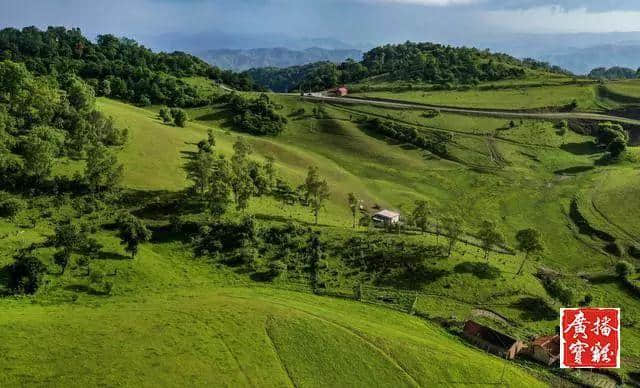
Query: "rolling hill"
2 30 640 387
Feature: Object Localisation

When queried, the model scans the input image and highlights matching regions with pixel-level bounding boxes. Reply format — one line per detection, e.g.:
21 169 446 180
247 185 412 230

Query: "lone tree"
185 149 214 196
347 193 360 228
411 200 430 235
206 156 232 218
478 220 504 261
85 144 124 193
306 231 324 290
442 216 463 257
230 137 256 211
302 166 330 225
116 213 151 259
515 228 544 276
51 222 84 274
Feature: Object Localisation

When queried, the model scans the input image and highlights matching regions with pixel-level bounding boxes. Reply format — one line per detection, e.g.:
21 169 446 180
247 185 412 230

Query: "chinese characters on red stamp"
560 308 620 369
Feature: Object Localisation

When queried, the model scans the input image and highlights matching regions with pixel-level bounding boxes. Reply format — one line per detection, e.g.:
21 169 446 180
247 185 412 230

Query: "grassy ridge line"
304 95 640 125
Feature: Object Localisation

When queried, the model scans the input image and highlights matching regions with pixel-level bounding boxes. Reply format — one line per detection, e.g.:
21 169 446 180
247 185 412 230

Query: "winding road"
301 95 640 125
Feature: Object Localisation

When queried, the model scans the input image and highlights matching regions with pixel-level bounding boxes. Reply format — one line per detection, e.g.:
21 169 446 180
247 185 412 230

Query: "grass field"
352 83 610 111
0 284 550 387
3 85 640 386
602 80 640 101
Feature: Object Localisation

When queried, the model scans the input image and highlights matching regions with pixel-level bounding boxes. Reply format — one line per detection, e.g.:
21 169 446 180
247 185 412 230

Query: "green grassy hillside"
0 285 547 387
4 79 640 387
351 83 606 111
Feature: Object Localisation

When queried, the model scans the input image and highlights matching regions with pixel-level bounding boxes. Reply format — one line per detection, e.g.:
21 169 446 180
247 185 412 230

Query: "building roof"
532 335 560 356
463 321 520 349
373 210 400 219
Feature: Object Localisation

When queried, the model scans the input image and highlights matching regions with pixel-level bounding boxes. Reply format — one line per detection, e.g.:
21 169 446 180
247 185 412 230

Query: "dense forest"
245 42 571 92
0 26 258 107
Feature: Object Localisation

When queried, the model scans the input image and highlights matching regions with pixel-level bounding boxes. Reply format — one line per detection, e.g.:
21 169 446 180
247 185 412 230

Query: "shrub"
8 253 47 294
0 192 25 219
539 273 575 306
615 260 635 278
226 93 287 136
269 260 287 277
170 108 188 127
629 245 640 259
605 242 623 257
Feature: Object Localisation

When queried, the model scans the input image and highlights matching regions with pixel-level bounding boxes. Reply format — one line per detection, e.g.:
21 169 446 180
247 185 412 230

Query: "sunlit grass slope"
0 285 547 387
352 83 606 111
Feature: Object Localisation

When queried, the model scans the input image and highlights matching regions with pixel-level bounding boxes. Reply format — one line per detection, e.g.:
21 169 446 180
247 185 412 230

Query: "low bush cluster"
363 118 451 157
225 93 287 136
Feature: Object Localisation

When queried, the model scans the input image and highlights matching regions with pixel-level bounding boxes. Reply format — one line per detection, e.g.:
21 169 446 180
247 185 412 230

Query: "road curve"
301 95 640 125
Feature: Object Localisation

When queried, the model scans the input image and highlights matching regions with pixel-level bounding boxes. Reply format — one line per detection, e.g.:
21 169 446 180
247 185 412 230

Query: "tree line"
0 60 125 192
245 42 571 92
0 26 259 108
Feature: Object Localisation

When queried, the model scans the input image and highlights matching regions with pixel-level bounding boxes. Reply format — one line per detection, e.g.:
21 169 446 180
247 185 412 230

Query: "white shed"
372 210 400 225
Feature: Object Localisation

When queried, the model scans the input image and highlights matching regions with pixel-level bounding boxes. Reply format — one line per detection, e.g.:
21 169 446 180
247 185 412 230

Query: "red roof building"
528 335 560 365
335 86 348 96
462 321 524 360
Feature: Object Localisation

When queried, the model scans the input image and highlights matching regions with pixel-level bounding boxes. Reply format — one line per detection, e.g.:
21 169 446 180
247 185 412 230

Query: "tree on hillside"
306 231 324 290
7 251 47 295
347 193 360 229
263 155 276 190
230 137 256 211
598 122 629 159
197 129 216 153
158 107 172 124
206 156 232 218
85 144 124 193
22 131 58 184
411 200 430 235
515 228 544 276
608 137 627 159
116 213 152 259
50 222 86 274
615 260 635 278
185 149 215 196
442 216 463 257
478 220 504 261
273 179 297 214
170 108 188 127
302 166 330 225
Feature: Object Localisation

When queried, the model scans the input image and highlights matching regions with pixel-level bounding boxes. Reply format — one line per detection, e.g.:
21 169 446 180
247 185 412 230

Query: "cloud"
359 0 479 5
482 6 640 33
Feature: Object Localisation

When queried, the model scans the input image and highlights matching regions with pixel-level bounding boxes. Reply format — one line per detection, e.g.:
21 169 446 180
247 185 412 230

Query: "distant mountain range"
539 44 640 75
197 47 363 71
137 30 640 76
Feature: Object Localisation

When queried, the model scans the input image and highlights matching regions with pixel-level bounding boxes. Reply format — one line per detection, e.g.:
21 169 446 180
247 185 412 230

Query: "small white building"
372 210 400 225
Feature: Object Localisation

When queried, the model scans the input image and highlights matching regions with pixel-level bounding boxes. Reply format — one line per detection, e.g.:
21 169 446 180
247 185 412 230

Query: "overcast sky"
2 0 640 48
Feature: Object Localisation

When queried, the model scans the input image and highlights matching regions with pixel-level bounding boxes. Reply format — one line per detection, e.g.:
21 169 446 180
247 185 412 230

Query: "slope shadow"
510 297 557 321
560 141 598 155
554 166 594 175
454 262 501 280
96 251 131 261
